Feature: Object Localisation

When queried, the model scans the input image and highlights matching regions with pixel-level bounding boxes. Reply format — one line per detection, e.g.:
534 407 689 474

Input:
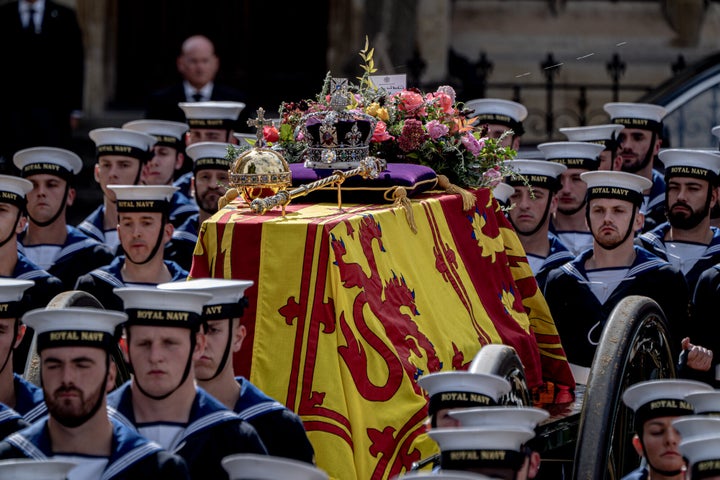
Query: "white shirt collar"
183 81 214 102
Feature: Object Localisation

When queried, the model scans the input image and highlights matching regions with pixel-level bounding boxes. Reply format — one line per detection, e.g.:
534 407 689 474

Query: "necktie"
192 92 203 102
26 8 36 33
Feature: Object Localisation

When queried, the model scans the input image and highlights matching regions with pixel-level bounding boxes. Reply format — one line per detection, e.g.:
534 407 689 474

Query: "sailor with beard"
604 102 668 232
74 185 188 311
537 140 605 256
164 142 232 271
635 149 720 291
543 171 690 383
504 159 574 290
0 307 191 479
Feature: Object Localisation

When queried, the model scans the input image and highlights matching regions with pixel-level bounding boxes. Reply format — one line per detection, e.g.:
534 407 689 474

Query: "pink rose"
371 121 394 143
426 120 449 140
397 90 425 115
461 132 482 156
483 167 503 188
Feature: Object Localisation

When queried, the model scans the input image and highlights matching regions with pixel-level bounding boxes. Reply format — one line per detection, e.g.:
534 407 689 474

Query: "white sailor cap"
465 98 527 135
114 287 212 330
221 454 329 480
536 141 604 170
680 434 720 479
429 427 536 471
684 390 720 416
580 171 653 206
13 147 83 179
107 185 178 213
179 101 246 130
559 124 624 150
622 379 713 429
492 182 514 204
0 459 77 480
417 371 511 417
89 127 156 162
0 278 34 319
123 119 188 149
393 471 492 480
448 406 550 430
504 159 566 190
158 278 254 320
0 174 33 207
603 102 667 133
22 307 126 352
658 149 720 181
672 416 720 442
712 125 720 140
185 141 234 171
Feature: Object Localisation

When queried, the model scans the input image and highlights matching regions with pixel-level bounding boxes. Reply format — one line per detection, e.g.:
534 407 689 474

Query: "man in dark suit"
146 34 251 131
0 0 84 173
145 34 251 179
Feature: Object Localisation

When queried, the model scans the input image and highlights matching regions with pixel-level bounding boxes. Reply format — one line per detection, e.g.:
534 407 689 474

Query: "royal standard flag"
190 188 574 480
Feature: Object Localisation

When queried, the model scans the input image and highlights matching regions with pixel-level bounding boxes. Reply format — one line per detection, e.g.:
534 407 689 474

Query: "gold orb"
228 147 292 204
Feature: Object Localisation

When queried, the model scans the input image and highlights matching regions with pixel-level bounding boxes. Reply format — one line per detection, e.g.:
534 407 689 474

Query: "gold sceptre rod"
250 157 384 215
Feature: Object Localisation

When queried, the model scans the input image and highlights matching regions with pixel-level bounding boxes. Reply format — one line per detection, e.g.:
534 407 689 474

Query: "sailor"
504 159 574 290
537 140 605 256
604 102 668 232
158 278 315 463
0 306 191 478
108 286 267 480
78 127 156 255
543 171 690 382
13 147 114 290
74 185 188 311
620 379 713 480
464 98 527 150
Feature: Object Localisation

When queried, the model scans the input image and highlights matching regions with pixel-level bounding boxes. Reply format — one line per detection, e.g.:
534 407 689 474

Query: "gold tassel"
392 187 417 234
436 175 476 211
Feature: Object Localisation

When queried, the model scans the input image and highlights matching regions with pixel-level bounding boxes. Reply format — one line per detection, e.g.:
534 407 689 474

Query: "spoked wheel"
573 295 676 480
23 290 132 388
469 344 533 406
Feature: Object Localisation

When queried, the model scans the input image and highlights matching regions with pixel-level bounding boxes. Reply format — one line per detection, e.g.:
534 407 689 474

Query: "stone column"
76 0 116 117
417 0 449 84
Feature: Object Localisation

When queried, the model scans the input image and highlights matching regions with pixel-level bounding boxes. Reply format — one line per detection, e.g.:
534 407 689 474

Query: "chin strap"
0 210 22 248
510 194 553 237
130 330 197 401
123 217 167 266
28 184 69 228
586 206 637 251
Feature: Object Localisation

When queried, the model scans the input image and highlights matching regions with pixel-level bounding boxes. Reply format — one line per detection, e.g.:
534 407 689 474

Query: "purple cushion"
288 163 437 203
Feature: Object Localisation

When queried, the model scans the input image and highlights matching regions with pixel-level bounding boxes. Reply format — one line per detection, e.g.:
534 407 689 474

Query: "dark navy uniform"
636 222 720 291
0 416 190 479
621 466 648 480
529 233 575 292
641 170 666 233
74 256 188 311
18 225 114 290
13 373 46 423
687 264 720 387
168 190 198 228
164 213 199 272
108 381 267 480
234 376 314 464
173 172 193 199
544 246 689 368
10 252 64 372
0 403 28 440
77 204 119 254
